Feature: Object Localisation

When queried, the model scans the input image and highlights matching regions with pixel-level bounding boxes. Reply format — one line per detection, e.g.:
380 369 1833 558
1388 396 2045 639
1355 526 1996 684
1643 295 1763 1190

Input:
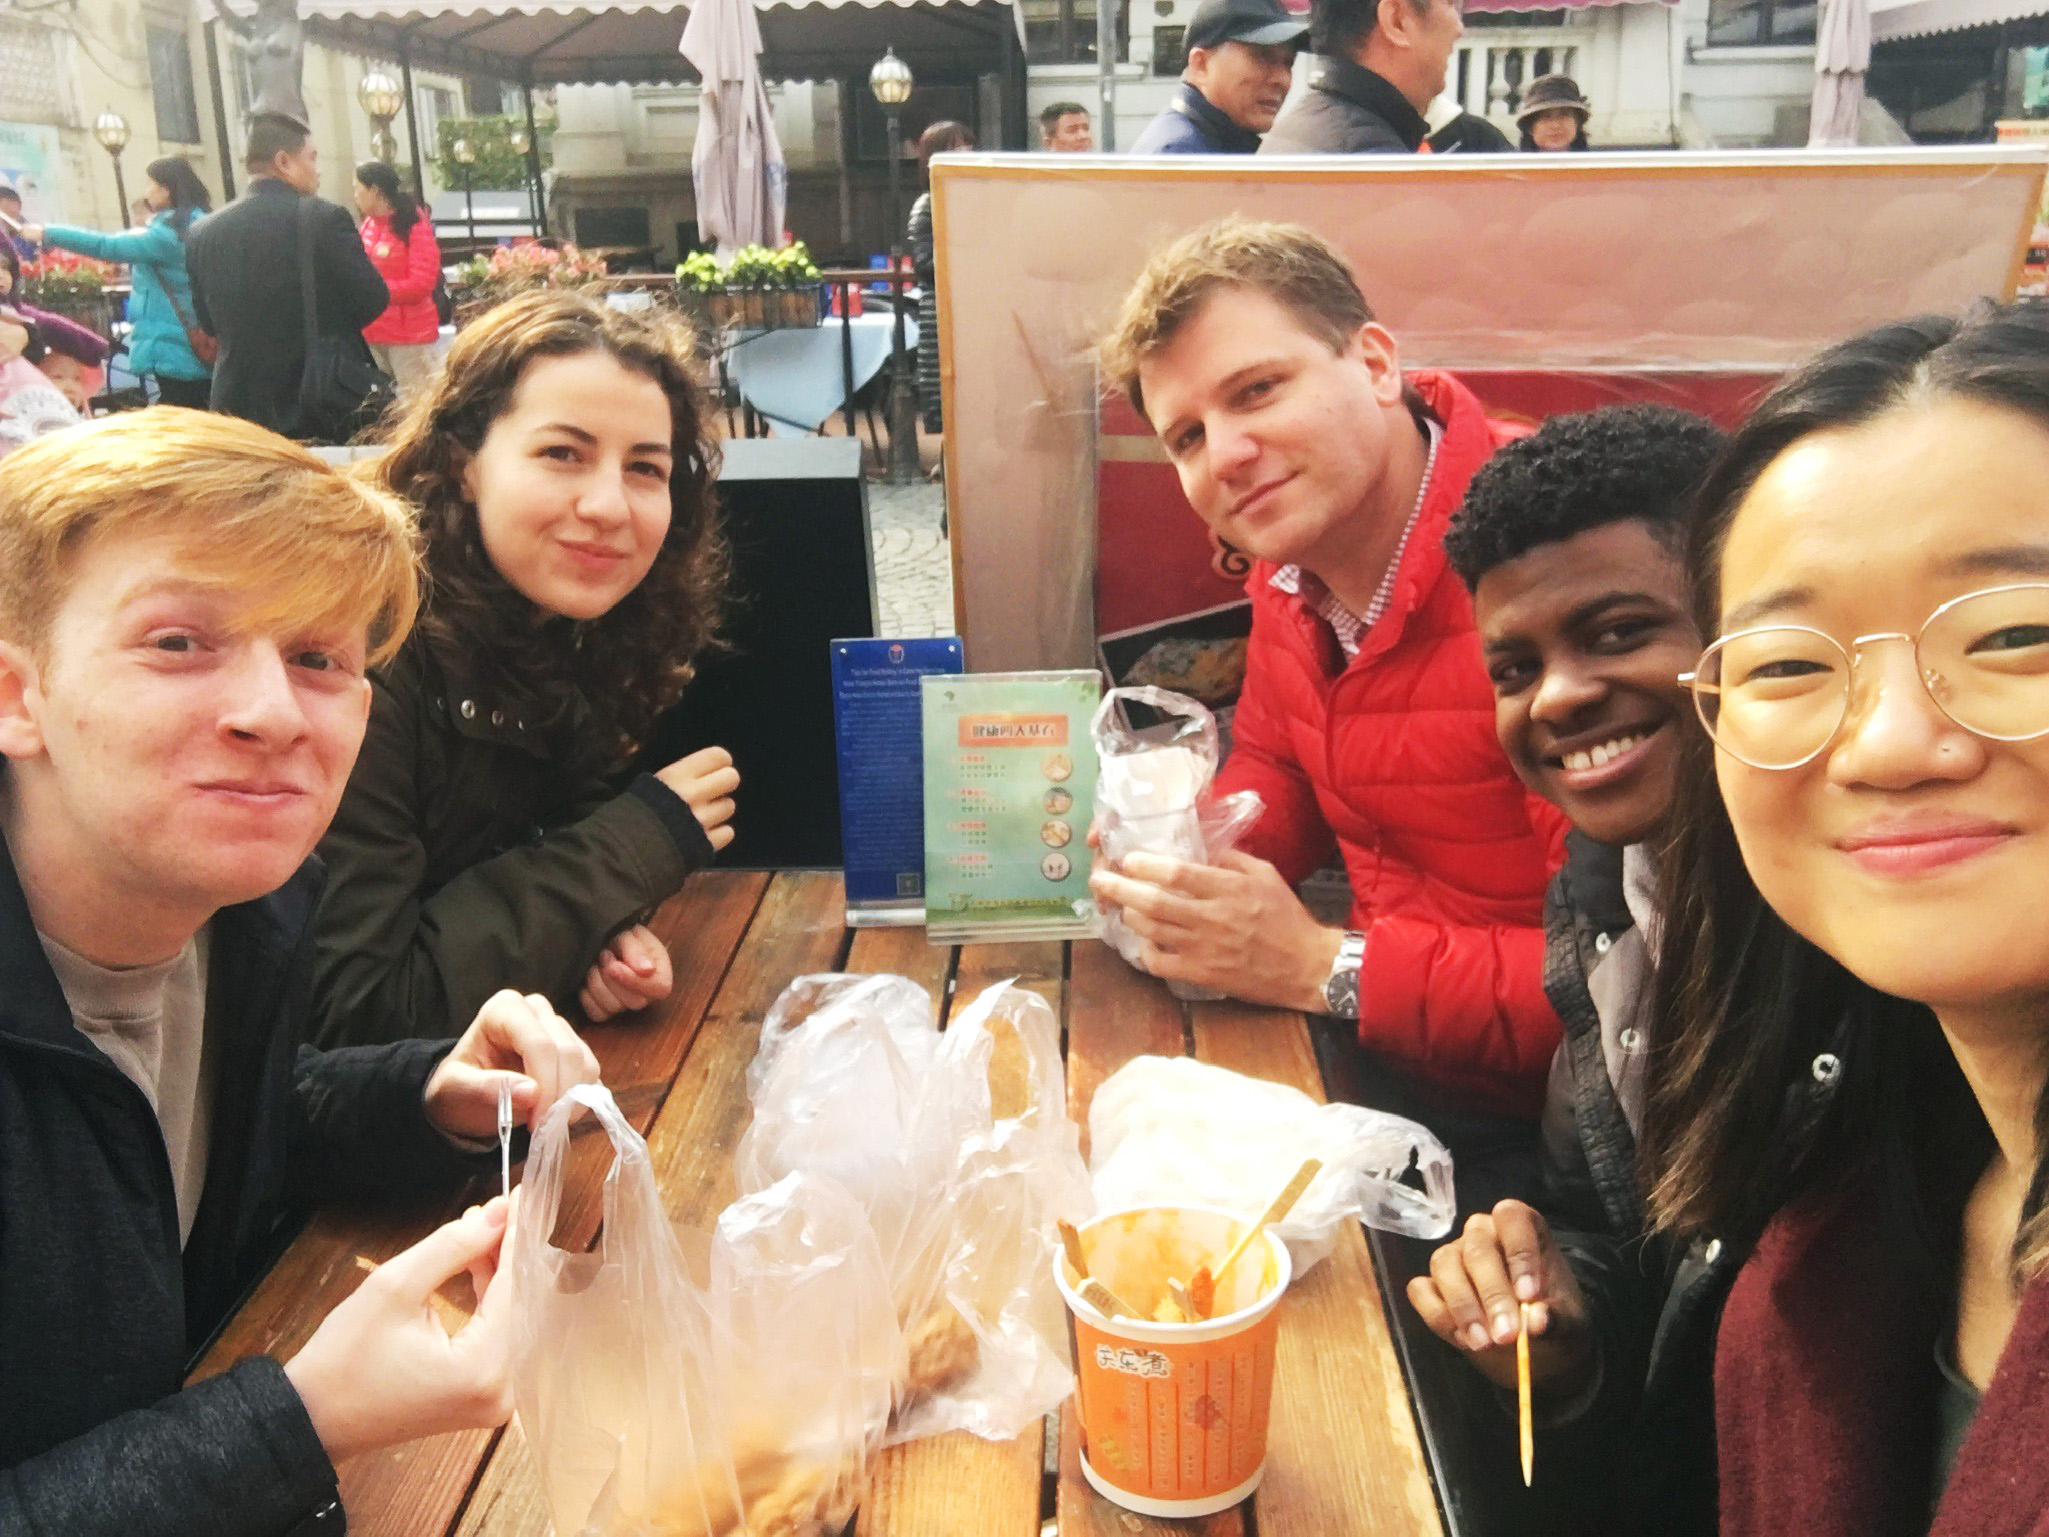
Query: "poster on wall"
0 123 66 225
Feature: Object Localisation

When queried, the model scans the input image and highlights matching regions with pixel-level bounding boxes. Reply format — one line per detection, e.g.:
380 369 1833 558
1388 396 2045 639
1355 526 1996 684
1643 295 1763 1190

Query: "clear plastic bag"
1090 686 1265 999
736 974 1093 1445
1086 1055 1457 1268
511 1083 897 1537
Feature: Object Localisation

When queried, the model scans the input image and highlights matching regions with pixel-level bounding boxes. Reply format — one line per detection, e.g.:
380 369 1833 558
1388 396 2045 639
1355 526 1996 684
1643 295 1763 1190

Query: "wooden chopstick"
1517 1300 1535 1487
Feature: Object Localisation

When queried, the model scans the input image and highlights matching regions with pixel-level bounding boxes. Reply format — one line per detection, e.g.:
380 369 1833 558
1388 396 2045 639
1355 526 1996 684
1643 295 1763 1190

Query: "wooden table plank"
1054 944 1248 1537
189 870 765 1537
843 923 953 996
1190 1001 1444 1537
856 938 1064 1537
455 872 850 1536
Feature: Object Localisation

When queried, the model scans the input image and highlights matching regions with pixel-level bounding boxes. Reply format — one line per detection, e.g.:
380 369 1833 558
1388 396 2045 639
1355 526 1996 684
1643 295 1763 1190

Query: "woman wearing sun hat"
1518 74 1591 152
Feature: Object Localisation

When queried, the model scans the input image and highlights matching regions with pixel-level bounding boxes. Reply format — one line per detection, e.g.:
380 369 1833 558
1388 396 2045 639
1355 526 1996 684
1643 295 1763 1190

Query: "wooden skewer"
1164 1276 1196 1323
1517 1300 1535 1488
1189 1158 1323 1318
1058 1218 1144 1321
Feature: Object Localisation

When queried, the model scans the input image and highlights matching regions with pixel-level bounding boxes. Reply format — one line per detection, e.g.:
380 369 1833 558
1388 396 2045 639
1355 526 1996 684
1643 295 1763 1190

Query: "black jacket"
1537 833 1644 1239
0 826 482 1536
1129 82 1264 154
1259 55 1428 154
308 638 714 1047
1529 834 1858 1535
1516 834 1717 1534
185 180 387 434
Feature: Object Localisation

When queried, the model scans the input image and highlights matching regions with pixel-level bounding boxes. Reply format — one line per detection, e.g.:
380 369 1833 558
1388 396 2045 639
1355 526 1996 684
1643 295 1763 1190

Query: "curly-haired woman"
308 289 738 1047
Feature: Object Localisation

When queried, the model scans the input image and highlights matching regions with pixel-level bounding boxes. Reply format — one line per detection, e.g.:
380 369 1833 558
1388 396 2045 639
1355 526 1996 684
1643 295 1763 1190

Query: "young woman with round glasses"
1625 300 2049 1535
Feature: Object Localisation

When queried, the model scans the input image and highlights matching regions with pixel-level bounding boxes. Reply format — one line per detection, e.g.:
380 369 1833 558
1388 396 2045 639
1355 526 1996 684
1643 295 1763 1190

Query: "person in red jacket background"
354 160 444 399
1094 217 1568 1199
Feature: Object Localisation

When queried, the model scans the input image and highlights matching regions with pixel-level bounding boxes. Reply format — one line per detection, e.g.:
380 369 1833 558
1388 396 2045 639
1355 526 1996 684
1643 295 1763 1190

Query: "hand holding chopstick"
1401 1199 1596 1404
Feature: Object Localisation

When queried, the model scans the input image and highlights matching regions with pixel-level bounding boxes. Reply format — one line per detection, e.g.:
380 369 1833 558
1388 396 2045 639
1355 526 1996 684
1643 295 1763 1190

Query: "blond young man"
0 409 600 1533
1092 220 1565 1183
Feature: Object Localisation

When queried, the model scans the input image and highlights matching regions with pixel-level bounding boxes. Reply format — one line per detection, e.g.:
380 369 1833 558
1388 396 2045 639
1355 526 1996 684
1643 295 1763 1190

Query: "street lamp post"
92 111 131 228
868 48 919 484
357 71 404 168
508 127 540 237
452 137 478 257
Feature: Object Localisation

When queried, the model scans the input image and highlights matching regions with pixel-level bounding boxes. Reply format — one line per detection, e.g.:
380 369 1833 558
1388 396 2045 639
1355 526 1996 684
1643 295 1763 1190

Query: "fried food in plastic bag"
738 975 1093 1445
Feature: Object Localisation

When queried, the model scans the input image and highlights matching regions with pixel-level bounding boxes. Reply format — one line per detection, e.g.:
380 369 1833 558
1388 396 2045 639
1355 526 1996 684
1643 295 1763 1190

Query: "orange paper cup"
1055 1205 1292 1518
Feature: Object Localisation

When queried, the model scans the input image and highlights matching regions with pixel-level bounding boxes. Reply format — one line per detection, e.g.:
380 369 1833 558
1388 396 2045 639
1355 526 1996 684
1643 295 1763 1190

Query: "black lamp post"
869 48 919 484
452 136 477 256
358 72 404 167
93 111 131 228
508 127 541 237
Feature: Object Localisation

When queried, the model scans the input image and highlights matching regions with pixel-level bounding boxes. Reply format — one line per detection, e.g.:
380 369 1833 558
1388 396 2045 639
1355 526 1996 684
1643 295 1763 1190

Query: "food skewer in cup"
1186 1158 1322 1320
1058 1217 1144 1321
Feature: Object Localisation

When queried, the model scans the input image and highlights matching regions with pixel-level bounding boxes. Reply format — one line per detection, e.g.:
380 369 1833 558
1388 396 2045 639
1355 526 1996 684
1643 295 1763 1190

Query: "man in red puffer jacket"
1093 217 1567 1190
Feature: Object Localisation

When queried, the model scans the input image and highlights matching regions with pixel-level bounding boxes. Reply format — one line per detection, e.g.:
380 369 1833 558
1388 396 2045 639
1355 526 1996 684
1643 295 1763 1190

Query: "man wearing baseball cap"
1130 0 1309 154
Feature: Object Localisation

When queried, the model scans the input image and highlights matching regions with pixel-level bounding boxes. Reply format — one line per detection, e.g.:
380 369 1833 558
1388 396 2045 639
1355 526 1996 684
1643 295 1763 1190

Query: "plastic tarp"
925 148 2049 673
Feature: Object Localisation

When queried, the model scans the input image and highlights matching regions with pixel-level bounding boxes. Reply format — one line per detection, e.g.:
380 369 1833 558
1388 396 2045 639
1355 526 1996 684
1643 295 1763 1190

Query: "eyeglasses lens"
1922 586 2049 742
1696 628 1848 769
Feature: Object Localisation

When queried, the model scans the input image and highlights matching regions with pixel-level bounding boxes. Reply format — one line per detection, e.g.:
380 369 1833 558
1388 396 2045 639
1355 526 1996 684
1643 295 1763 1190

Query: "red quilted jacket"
1215 369 1568 1119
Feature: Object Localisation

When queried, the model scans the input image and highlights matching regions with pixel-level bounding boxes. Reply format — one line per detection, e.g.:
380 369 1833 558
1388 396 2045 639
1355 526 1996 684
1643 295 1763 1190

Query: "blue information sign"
830 636 965 923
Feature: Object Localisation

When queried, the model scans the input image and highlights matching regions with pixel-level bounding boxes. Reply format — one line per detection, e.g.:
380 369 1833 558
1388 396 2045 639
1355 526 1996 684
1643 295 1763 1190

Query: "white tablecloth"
724 311 919 435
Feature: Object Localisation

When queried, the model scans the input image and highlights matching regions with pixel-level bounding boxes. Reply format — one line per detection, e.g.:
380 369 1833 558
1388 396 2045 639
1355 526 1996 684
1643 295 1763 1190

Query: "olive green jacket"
308 639 714 1048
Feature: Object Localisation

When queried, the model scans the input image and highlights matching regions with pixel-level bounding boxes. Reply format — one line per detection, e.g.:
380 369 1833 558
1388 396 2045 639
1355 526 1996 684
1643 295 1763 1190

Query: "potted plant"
19 249 118 329
449 239 608 321
677 242 823 332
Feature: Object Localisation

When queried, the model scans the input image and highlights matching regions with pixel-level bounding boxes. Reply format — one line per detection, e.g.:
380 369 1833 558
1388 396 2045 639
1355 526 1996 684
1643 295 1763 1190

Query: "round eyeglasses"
1680 583 2049 770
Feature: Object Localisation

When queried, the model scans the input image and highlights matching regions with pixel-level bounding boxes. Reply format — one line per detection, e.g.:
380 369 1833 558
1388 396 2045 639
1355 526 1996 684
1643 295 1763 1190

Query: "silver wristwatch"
1321 930 1366 1019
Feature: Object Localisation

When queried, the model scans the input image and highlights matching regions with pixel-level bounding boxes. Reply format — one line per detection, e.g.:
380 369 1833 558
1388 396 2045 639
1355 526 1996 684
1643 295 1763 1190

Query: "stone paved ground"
866 479 954 638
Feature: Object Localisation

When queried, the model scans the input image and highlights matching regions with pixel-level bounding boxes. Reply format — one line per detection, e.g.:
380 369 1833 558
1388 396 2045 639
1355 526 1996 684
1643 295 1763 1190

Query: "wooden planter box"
699 287 821 331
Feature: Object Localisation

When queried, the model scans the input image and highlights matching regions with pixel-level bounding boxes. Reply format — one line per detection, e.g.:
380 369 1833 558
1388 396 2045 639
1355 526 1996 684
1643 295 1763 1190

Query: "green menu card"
921 670 1102 942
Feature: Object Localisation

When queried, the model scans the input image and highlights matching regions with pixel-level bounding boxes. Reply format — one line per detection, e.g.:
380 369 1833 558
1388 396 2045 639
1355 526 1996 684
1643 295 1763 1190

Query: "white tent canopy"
207 0 1019 86
1871 0 2049 40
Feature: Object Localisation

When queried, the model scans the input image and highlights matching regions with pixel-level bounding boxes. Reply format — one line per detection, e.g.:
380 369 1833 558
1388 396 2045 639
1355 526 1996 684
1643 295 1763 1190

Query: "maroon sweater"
1716 1163 2049 1537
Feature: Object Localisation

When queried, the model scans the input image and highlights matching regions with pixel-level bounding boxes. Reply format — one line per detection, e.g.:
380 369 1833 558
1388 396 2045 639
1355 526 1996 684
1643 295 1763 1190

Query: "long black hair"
354 160 421 243
143 157 212 237
1641 299 2049 1285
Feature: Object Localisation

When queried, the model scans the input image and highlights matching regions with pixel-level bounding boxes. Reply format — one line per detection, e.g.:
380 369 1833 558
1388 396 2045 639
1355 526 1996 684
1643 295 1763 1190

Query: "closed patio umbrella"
680 0 788 256
1809 0 1872 146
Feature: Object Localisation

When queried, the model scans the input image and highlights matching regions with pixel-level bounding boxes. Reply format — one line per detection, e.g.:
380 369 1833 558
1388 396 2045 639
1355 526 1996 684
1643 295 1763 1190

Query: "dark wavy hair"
375 289 727 763
1641 299 2049 1285
353 159 420 242
144 156 212 237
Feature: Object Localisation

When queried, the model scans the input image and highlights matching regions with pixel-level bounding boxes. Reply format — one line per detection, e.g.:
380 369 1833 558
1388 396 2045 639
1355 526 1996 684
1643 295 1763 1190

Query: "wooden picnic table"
192 870 1446 1536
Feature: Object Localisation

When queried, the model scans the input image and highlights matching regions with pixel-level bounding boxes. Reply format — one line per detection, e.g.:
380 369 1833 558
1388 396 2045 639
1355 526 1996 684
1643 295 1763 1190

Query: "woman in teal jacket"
26 157 213 408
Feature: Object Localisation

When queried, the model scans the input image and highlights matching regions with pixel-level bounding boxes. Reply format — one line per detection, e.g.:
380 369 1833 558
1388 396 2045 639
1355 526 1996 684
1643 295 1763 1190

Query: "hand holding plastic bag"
1090 687 1264 999
1087 1056 1456 1269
